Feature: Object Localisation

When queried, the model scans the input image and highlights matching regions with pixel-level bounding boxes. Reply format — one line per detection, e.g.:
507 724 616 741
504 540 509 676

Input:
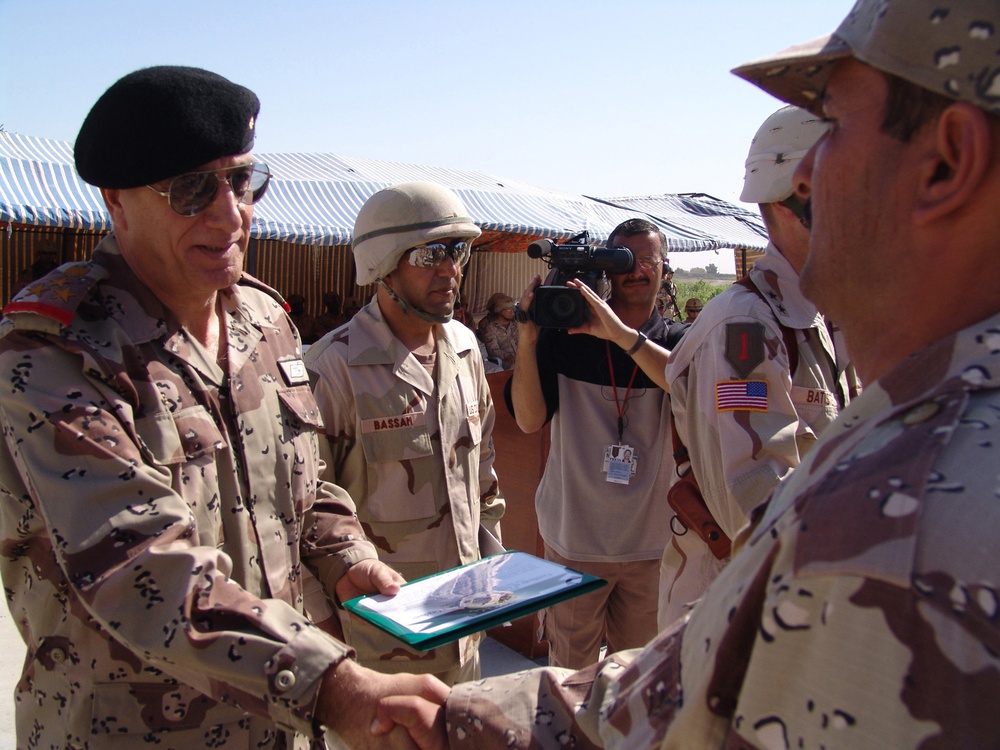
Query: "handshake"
320 659 452 749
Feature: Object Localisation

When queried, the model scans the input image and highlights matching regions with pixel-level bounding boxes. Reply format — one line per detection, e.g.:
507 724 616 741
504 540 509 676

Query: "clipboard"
343 551 606 652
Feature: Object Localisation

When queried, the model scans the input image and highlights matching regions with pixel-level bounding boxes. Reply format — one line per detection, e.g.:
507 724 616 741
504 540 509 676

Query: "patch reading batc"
725 322 765 378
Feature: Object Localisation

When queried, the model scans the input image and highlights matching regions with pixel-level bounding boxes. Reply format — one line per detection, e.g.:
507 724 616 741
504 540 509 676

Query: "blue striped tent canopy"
1 131 767 252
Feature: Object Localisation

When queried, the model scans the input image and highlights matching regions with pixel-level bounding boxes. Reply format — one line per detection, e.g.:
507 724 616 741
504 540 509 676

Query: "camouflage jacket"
660 244 854 625
477 316 518 368
304 299 504 677
446 311 1000 749
0 236 378 749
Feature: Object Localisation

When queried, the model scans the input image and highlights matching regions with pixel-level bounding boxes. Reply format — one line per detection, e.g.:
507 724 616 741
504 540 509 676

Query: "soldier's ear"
914 102 992 227
101 188 128 230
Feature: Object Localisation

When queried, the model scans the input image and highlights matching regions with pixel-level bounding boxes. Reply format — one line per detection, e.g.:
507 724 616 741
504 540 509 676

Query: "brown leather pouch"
667 471 732 560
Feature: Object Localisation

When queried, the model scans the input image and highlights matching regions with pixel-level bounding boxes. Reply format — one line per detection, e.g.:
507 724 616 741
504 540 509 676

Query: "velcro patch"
725 322 765 378
278 359 310 386
717 380 769 412
361 412 427 434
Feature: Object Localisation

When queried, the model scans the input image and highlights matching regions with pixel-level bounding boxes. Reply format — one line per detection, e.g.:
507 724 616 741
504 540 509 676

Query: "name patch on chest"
793 387 836 407
361 412 427 433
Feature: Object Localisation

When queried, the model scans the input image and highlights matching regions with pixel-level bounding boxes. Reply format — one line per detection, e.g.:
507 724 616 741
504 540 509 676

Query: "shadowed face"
794 59 917 326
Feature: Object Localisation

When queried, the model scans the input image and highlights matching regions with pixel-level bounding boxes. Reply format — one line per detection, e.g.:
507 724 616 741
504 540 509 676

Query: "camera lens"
534 286 587 328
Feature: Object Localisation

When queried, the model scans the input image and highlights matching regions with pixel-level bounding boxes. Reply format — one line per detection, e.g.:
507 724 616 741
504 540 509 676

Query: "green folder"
343 550 606 652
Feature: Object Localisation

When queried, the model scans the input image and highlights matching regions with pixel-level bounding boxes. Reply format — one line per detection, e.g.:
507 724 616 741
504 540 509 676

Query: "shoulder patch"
725 322 765 378
2 262 99 326
717 379 769 412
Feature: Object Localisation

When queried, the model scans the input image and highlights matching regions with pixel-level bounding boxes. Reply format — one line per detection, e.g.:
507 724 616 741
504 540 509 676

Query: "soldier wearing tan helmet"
304 181 504 685
682 296 703 322
372 1 1000 747
656 104 858 628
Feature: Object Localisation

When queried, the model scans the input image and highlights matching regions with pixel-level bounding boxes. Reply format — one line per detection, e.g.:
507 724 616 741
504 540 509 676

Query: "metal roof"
0 131 767 252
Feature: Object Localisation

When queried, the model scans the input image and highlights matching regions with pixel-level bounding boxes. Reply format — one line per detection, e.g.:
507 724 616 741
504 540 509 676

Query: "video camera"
526 232 634 328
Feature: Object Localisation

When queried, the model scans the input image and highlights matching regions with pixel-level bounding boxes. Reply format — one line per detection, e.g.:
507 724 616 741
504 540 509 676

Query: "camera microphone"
527 239 557 259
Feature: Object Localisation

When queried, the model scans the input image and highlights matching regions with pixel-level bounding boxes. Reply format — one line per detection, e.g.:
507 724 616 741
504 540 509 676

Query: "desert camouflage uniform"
477 316 518 370
446 310 1000 749
304 299 504 679
659 243 854 627
0 235 379 749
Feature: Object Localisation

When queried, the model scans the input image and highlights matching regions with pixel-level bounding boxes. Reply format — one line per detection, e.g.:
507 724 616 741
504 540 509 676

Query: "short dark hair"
880 72 952 143
606 218 667 259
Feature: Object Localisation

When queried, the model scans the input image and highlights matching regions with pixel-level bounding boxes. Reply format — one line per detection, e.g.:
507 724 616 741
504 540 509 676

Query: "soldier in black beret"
0 65 428 748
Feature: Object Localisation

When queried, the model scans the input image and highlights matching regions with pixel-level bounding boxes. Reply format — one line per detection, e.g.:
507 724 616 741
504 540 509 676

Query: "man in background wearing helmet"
655 262 680 320
305 181 504 685
683 297 703 322
657 105 857 627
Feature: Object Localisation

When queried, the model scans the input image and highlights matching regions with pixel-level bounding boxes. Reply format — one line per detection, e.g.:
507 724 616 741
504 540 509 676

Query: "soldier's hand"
318 660 448 749
373 681 451 750
514 275 542 342
335 559 405 602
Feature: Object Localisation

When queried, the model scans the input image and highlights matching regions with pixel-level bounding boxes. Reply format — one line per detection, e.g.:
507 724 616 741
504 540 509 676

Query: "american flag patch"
716 380 768 412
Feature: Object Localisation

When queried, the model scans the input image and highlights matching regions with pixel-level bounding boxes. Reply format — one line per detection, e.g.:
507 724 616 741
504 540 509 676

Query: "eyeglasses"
635 257 663 271
406 240 472 269
609 247 662 272
147 162 271 216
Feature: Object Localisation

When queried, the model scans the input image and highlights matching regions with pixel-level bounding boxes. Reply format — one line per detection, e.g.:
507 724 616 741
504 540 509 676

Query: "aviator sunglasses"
147 161 272 216
406 240 472 269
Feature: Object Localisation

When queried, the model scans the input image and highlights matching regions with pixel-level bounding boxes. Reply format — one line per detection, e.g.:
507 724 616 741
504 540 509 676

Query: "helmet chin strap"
377 278 455 325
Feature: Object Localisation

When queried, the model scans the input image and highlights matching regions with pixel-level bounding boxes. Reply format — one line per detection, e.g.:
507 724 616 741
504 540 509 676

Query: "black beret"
74 66 260 189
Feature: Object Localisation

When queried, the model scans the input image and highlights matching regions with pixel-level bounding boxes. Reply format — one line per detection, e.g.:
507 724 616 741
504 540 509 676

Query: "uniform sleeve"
474 354 505 541
0 332 351 735
676 316 802 538
446 628 685 750
301 340 380 590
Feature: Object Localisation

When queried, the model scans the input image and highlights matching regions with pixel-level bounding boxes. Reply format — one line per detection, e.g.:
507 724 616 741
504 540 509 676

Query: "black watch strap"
513 305 530 324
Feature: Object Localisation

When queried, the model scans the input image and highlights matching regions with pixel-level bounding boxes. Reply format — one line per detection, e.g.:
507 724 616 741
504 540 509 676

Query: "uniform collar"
749 242 823 330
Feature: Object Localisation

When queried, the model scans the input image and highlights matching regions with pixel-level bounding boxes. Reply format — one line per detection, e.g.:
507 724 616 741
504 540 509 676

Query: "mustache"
801 199 812 230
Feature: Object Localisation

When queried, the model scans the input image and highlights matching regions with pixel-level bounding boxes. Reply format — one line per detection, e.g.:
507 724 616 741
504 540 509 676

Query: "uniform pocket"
277 385 325 431
91 680 248 735
357 411 437 522
135 406 225 465
358 411 434 464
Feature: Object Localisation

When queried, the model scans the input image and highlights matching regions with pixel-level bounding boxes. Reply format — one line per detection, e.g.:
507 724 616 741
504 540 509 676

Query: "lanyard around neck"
606 340 640 443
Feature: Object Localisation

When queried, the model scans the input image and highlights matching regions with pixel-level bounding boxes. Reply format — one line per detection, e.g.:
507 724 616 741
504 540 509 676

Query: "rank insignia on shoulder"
725 322 765 378
278 358 310 386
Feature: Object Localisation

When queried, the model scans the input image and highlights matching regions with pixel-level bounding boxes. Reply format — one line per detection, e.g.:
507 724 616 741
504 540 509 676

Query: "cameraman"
505 218 687 669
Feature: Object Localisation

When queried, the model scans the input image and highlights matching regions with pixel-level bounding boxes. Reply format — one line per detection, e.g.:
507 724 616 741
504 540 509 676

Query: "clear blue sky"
0 0 848 272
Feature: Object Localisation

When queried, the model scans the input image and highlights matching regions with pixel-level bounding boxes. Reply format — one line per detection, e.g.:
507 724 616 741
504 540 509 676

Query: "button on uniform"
275 669 296 691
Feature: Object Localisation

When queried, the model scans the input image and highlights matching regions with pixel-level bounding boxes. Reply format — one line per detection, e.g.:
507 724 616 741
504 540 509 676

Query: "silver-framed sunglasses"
407 240 472 269
147 161 271 216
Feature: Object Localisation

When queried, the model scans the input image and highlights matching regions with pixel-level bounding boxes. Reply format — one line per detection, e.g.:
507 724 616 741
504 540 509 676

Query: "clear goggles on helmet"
406 239 472 269
147 161 272 216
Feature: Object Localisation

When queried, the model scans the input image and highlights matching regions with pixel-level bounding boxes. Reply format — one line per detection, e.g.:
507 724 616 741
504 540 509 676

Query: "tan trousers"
541 544 660 670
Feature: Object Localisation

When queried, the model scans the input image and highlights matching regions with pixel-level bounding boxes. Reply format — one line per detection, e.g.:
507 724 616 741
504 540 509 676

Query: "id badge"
603 443 637 485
